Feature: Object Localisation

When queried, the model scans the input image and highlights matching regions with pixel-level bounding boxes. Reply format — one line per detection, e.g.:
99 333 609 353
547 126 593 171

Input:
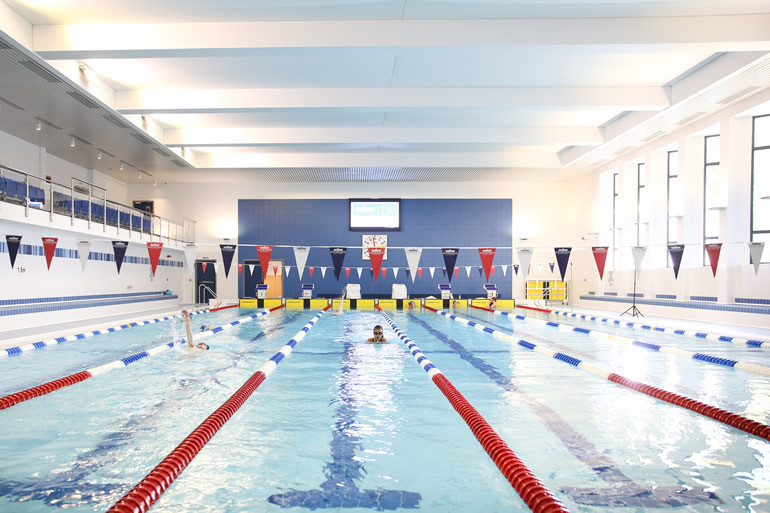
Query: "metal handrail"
198 283 220 308
531 285 568 309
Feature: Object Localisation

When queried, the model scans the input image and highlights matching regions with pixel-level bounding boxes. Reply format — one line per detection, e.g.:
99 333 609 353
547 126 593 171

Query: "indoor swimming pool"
1 306 769 512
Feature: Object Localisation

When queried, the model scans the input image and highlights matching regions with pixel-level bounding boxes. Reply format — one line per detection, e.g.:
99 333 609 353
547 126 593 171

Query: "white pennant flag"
183 244 197 275
404 247 422 283
77 239 91 271
465 266 472 278
749 242 765 275
517 248 533 280
502 265 508 276
214 262 220 274
632 246 647 279
429 267 435 278
293 246 310 280
357 267 363 279
285 265 292 277
320 266 327 278
393 267 399 279
248 264 256 275
537 263 543 273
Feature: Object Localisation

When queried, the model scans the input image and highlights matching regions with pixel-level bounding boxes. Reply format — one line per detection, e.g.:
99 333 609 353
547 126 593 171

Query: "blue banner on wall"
330 247 347 281
554 247 572 280
442 248 459 283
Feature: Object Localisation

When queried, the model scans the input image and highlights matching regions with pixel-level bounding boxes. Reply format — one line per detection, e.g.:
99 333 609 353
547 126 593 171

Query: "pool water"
1 307 769 512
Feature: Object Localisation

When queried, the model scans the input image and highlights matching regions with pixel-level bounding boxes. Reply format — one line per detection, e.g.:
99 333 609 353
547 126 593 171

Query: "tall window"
703 135 721 265
667 151 680 266
636 162 646 246
752 114 770 263
612 172 619 270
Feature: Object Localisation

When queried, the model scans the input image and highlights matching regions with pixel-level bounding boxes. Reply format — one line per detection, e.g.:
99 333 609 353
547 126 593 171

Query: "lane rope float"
425 305 770 442
107 306 330 513
376 306 569 513
0 306 284 411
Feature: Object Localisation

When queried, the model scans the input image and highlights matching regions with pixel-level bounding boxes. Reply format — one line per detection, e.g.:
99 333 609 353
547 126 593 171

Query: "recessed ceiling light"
69 138 75 147
97 152 102 160
35 122 41 131
119 163 124 171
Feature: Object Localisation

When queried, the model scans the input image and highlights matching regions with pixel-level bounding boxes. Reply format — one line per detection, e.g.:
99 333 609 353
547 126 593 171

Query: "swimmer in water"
366 324 387 343
182 309 210 350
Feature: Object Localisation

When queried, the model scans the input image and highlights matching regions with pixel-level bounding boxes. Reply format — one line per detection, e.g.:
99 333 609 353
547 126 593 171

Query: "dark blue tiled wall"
238 199 512 298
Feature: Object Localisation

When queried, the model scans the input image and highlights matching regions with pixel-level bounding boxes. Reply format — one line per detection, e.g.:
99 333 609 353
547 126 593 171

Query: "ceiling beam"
33 15 770 59
115 87 669 113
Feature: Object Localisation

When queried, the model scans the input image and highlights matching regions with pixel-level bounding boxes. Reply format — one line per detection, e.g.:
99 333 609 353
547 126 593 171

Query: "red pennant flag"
705 243 722 277
417 267 423 279
273 265 279 276
478 248 496 282
345 267 350 278
309 266 314 278
146 242 163 276
201 262 208 274
491 266 495 277
238 264 243 275
382 267 387 278
591 246 609 280
257 245 273 279
368 248 385 282
42 237 58 270
454 267 459 278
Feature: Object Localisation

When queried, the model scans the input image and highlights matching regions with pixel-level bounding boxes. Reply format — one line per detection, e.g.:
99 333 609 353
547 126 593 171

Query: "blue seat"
91 202 104 220
0 177 6 196
7 178 24 199
106 206 118 224
132 214 141 229
143 218 151 232
119 211 130 226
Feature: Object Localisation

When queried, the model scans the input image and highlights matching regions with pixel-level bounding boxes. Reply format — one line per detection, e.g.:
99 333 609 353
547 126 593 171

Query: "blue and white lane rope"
1 309 211 358
474 307 770 376
548 308 770 348
378 311 441 379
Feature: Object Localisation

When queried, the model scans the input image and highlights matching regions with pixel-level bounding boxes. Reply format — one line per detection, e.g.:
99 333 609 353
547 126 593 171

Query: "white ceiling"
0 0 769 183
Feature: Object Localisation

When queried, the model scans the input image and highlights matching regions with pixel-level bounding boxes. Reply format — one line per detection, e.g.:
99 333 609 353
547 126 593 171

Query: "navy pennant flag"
220 244 237 278
330 247 347 280
668 244 685 279
6 235 21 268
513 264 519 276
112 241 129 274
442 248 459 283
554 247 572 280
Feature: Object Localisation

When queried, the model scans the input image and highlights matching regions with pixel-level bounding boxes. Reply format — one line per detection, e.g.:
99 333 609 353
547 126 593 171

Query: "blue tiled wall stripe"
656 294 677 299
604 292 618 296
691 296 718 302
0 241 183 267
0 291 164 306
0 294 178 316
580 295 770 315
736 298 770 305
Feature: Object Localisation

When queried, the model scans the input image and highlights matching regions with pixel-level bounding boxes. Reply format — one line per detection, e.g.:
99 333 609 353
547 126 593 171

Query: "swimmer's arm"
185 316 194 348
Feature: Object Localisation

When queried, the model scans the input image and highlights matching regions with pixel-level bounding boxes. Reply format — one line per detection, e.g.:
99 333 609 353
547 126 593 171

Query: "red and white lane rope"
107 306 330 513
377 306 569 513
0 306 284 411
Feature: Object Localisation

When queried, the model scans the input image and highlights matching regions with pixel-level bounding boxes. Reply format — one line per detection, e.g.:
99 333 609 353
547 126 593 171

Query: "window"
667 151 680 267
752 114 770 263
612 172 619 270
703 135 721 265
636 162 646 246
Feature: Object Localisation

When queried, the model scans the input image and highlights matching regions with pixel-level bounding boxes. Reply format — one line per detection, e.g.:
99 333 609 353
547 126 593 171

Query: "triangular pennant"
183 244 197 275
405 247 422 283
442 248 459 283
219 244 236 278
202 261 208 274
442 268 447 278
554 248 572 281
320 266 327 278
273 265 279 276
538 263 543 273
238 264 243 275
668 244 685 279
549 262 555 274
42 237 58 270
369 269 374 278
478 266 484 277
382 267 387 278
6 235 21 268
632 246 647 279
513 264 519 276
112 241 128 274
478 247 496 282
309 266 315 278
357 267 363 279
517 248 533 280
490 266 495 277
77 239 91 271
345 267 350 279
147 242 163 276
417 267 423 279
393 267 399 279
749 242 765 275
454 267 459 278
591 247 609 280
465 266 472 278
214 262 220 274
502 265 508 276
248 264 255 275
705 243 722 277
257 245 273 279
293 246 310 280
429 267 435 279
405 269 411 279
285 265 292 277
330 247 347 281
368 247 385 282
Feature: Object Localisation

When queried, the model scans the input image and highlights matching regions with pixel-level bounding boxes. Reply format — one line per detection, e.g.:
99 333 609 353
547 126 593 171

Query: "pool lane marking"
376 307 569 513
0 306 285 411
408 313 720 508
470 306 770 376
1 310 212 358
424 305 770 442
547 307 770 349
269 321 422 510
107 306 330 513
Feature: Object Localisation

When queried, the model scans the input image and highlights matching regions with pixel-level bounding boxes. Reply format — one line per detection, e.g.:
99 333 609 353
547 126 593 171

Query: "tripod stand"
621 271 643 317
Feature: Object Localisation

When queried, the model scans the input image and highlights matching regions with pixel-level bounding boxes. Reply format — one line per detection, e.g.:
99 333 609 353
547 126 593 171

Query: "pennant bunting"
238 264 243 275
442 268 447 278
490 266 495 277
442 248 459 283
42 237 58 270
705 243 722 277
248 264 255 276
77 239 91 271
393 267 399 279
454 267 459 278
381 267 387 278
309 266 314 278
749 242 765 275
478 247 496 282
429 267 435 279
405 247 422 284
145 242 163 276
345 267 350 279
537 263 543 273
478 266 483 278
219 244 236 278
591 246 609 280
330 247 347 281
6 235 21 268
257 245 273 279
112 241 128 274
668 244 685 279
213 262 220 274
183 244 197 275
273 265 279 276
554 247 572 280
517 248 533 280
513 264 519 276
549 262 555 274
502 265 508 277
320 267 327 279
405 269 411 279
417 267 423 279
465 266 472 278
632 246 647 279
293 246 310 280
368 247 385 282
285 265 292 277
201 261 208 274
357 267 363 279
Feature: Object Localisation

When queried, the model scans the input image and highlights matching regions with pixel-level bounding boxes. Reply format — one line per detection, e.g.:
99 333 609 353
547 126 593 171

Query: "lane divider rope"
107 306 330 513
2 310 211 358
0 306 285 411
548 307 770 349
471 306 770 376
376 306 569 513
425 305 770 441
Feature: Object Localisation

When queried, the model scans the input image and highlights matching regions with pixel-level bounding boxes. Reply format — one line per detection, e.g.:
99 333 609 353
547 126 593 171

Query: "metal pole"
570 261 573 313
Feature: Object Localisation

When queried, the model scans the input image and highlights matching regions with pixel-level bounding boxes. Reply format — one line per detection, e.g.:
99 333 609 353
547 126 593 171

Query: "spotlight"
138 171 142 179
119 163 124 171
70 138 75 147
35 123 42 131
97 152 102 160
153 180 157 187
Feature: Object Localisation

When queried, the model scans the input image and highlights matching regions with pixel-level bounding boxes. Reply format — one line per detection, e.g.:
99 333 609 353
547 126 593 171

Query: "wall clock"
362 234 388 260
